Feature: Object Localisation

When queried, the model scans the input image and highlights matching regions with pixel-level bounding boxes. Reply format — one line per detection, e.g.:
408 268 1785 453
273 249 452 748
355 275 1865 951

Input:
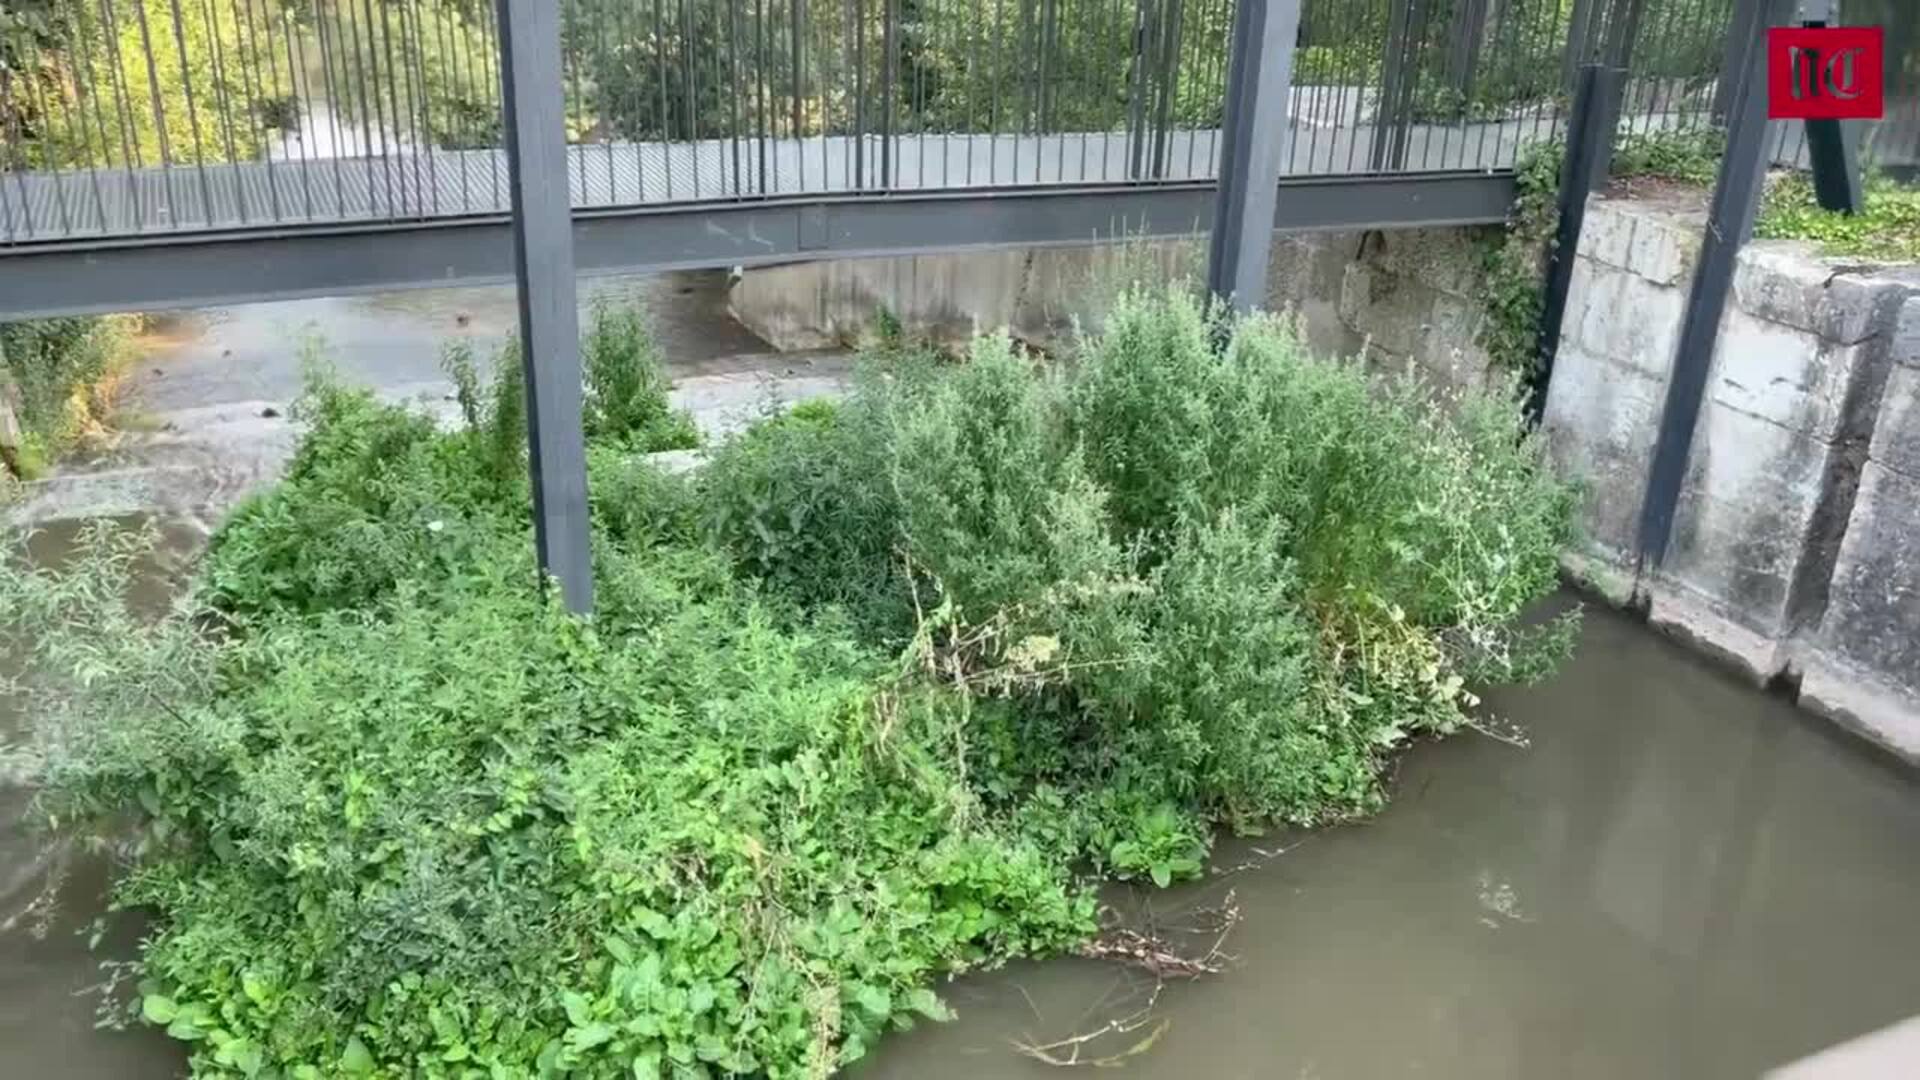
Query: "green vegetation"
2 0 271 169
0 314 138 482
1482 126 1726 376
1482 118 1920 379
3 289 1576 1077
1755 173 1920 263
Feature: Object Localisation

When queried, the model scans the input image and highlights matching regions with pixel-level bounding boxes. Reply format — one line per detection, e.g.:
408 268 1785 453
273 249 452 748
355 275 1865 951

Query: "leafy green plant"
4 526 1094 1078
1 314 138 479
5 288 1578 1078
1755 172 1920 263
1482 126 1728 377
580 301 701 452
698 387 908 636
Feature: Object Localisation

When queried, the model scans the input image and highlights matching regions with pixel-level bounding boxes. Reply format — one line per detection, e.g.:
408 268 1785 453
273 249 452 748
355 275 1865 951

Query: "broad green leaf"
903 988 954 1022
340 1035 375 1075
140 994 178 1025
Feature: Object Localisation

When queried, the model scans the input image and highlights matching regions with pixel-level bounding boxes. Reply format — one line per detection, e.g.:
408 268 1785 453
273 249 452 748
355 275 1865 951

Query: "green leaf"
240 972 271 1010
568 1022 616 1051
850 982 892 1019
903 988 954 1022
1150 863 1173 889
340 1035 375 1075
561 990 594 1028
140 994 178 1025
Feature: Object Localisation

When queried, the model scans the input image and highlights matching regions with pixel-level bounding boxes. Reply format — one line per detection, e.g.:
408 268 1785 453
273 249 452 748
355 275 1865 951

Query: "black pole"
496 0 594 614
1207 0 1302 310
1635 0 1794 569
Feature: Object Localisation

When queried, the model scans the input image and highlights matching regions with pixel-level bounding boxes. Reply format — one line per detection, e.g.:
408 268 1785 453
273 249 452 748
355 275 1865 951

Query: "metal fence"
0 0 1912 244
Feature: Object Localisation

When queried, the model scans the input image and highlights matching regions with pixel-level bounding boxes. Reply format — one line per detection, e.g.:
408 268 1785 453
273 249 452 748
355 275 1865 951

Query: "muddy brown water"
4 545 1918 1078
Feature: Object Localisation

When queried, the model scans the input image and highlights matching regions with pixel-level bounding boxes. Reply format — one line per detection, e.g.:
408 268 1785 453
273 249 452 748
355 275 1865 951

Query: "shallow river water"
5 543 1917 1079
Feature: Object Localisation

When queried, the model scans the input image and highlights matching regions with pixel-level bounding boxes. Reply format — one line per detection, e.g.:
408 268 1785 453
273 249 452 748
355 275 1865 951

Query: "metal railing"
1 0 1912 246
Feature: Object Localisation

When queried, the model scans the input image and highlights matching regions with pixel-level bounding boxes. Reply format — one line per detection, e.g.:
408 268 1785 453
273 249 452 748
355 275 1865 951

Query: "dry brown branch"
1009 892 1242 1067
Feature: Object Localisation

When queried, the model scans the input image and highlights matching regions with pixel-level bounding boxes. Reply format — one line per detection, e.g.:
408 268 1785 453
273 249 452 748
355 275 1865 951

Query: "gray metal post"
1635 0 1795 568
1206 0 1302 311
495 0 594 614
1797 0 1865 213
1564 0 1602 89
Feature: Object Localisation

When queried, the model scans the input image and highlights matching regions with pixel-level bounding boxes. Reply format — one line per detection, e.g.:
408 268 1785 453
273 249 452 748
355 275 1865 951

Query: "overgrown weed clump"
2 288 1575 1077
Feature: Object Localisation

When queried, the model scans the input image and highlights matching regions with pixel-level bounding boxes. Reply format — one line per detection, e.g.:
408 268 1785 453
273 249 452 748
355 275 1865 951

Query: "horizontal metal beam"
0 172 1515 319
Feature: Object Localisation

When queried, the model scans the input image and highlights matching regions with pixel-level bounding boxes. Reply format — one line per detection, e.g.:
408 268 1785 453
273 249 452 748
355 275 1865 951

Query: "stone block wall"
1799 296 1920 759
726 226 1505 394
1544 193 1920 761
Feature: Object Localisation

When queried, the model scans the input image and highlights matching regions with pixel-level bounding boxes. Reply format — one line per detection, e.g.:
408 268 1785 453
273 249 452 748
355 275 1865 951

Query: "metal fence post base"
496 0 594 615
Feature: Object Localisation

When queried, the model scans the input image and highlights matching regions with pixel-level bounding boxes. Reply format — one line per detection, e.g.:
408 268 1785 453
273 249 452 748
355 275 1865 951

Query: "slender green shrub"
581 301 701 451
701 287 1578 848
698 391 906 634
212 303 695 616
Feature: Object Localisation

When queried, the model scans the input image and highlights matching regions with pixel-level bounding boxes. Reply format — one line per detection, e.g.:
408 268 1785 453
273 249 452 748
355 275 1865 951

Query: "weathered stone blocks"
1548 196 1920 762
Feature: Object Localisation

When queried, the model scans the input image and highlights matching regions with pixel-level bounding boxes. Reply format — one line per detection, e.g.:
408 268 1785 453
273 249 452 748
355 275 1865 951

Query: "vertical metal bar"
1370 0 1414 172
494 0 594 615
434 0 473 209
880 0 896 187
21 31 76 236
63 9 113 231
199 0 247 224
1709 0 1755 123
652 0 672 197
729 0 745 193
1149 0 1184 179
163 0 217 224
236 0 284 222
1564 0 1600 87
1635 0 1793 570
791 0 806 190
131 0 179 227
687 0 705 196
1578 0 1641 191
1797 3 1863 214
853 0 866 186
755 0 769 193
1207 0 1302 310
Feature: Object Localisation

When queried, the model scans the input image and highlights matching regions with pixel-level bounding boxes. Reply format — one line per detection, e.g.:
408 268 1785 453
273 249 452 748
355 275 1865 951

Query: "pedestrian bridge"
0 0 1831 319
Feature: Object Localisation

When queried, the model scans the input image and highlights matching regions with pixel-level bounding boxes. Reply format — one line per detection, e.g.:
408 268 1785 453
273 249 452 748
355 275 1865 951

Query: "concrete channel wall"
1544 195 1920 763
728 225 1501 388
729 201 1920 762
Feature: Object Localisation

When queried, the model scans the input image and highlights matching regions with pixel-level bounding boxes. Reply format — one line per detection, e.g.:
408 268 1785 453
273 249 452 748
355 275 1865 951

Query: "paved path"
4 118 1564 242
